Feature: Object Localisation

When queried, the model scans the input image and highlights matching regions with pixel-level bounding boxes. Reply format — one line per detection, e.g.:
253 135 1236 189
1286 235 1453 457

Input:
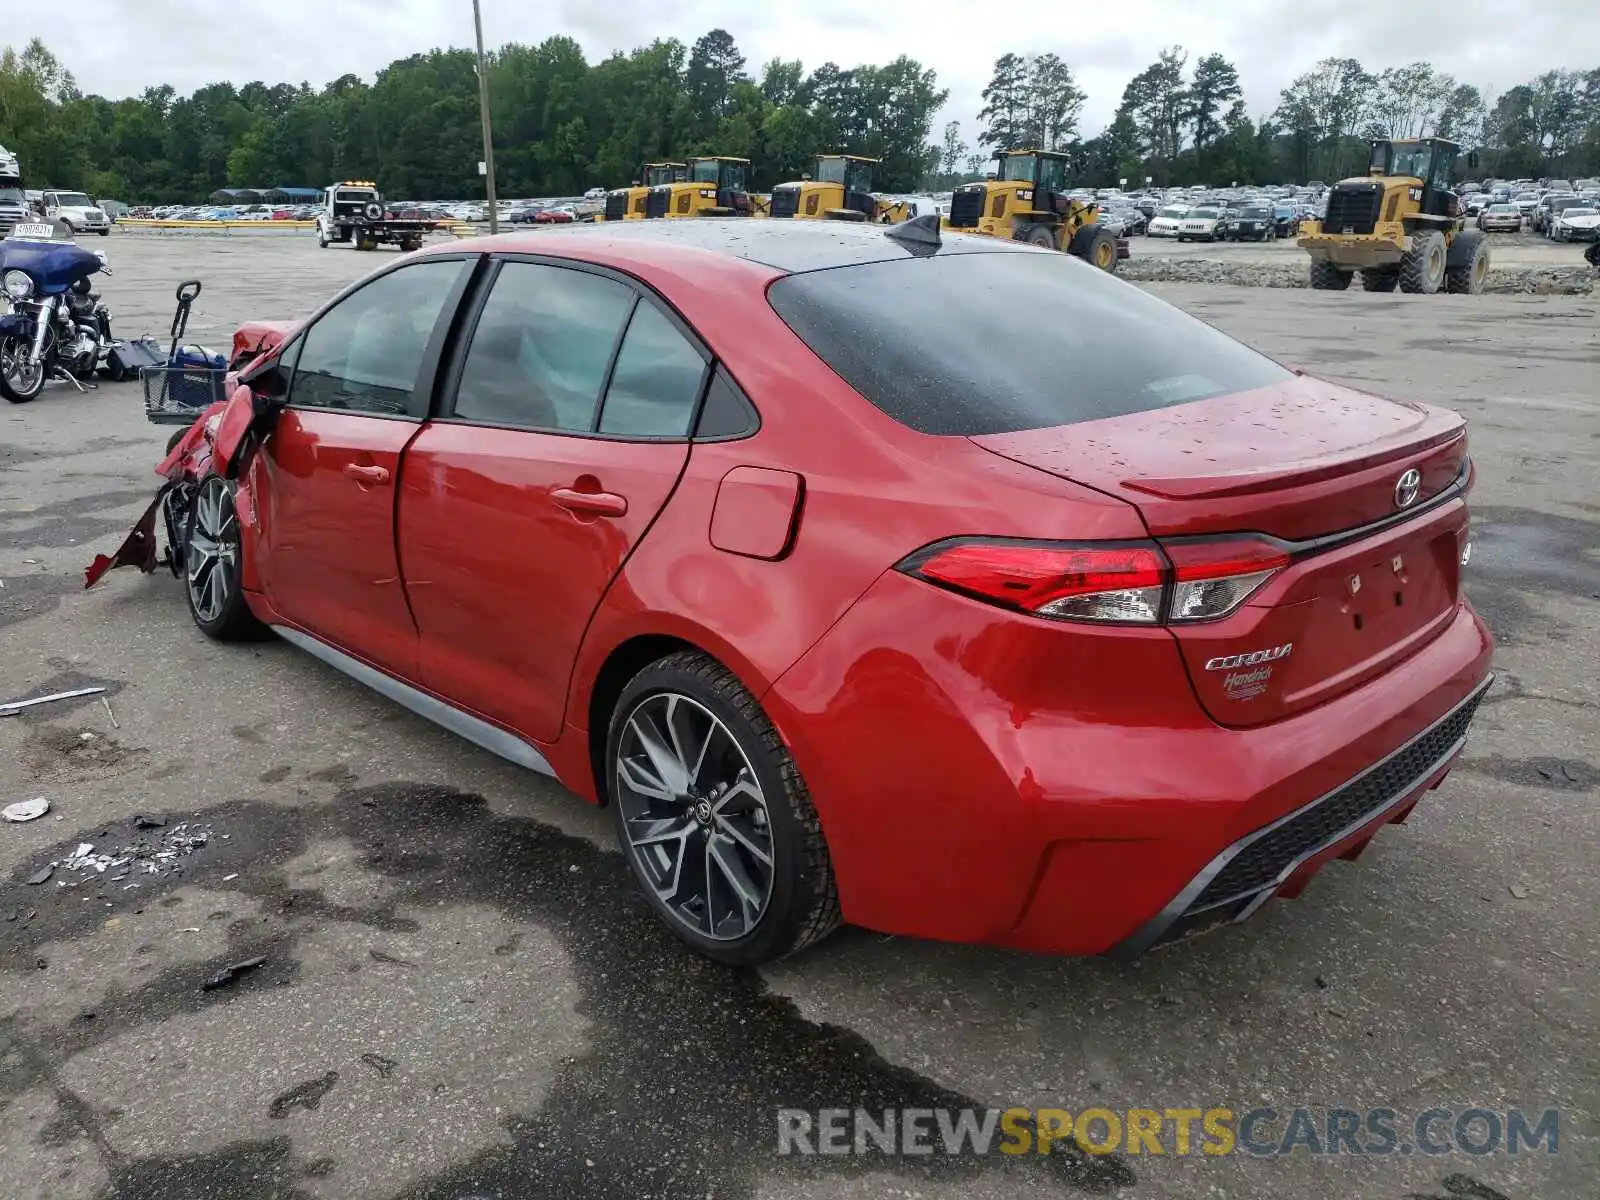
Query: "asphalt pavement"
1 229 1596 1200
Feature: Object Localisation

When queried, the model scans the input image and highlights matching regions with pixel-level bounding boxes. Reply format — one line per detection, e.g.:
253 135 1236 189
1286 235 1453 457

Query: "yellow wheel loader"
1298 137 1488 294
767 154 910 223
598 163 688 222
646 156 756 218
942 149 1122 273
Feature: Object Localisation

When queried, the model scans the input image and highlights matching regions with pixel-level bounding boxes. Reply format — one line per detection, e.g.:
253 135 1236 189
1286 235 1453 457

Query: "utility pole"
472 0 499 234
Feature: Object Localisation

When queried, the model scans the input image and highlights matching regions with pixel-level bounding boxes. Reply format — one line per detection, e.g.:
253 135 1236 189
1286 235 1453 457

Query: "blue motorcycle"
0 224 115 403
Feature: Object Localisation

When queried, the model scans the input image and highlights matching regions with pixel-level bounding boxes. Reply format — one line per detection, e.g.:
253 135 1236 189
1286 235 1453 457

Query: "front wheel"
0 335 47 403
183 476 268 641
606 650 840 965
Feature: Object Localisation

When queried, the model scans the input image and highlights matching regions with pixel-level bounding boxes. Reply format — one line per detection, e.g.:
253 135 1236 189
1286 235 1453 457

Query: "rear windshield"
766 251 1292 436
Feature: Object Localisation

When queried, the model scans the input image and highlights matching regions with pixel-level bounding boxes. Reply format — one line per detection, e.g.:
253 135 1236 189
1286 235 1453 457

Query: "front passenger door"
256 256 473 677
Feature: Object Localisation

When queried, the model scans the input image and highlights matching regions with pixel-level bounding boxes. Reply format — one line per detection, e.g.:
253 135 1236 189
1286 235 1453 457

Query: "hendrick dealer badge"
1205 642 1293 702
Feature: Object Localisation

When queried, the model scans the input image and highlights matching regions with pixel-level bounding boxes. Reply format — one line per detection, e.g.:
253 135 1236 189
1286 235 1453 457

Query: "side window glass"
453 262 635 431
289 259 465 416
692 367 759 439
597 303 708 438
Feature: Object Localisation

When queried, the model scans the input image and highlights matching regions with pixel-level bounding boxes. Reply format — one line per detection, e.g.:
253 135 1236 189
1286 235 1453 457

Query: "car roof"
432 217 1040 275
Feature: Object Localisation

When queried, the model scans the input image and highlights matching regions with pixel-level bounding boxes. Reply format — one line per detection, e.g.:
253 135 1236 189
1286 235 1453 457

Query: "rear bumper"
766 572 1494 956
1107 673 1491 957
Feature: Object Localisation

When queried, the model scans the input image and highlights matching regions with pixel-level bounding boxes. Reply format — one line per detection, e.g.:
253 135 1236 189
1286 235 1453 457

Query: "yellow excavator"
1298 137 1488 293
598 162 688 222
942 149 1121 272
646 156 756 218
767 154 910 223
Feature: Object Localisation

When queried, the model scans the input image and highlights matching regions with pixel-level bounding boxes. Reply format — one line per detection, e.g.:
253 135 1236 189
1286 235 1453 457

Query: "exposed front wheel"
607 651 840 965
0 335 46 403
183 476 268 641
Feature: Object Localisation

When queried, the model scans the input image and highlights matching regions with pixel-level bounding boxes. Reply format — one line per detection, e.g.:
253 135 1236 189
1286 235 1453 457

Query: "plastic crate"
142 364 227 425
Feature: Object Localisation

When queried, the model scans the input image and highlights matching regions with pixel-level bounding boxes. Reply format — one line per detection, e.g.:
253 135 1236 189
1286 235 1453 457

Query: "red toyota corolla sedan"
109 218 1493 965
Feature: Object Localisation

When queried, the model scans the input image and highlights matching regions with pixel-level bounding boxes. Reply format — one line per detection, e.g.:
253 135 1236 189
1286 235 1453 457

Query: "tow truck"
315 181 436 252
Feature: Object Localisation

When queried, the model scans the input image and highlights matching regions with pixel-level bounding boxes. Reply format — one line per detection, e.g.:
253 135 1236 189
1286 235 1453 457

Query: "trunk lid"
971 377 1471 727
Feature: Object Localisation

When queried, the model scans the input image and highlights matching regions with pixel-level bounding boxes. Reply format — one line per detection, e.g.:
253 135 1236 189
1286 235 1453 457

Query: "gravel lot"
1124 230 1595 293
2 229 1596 1200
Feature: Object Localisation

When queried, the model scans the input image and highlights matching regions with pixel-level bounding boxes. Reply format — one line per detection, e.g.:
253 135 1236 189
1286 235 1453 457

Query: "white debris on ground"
52 822 213 889
3 798 51 822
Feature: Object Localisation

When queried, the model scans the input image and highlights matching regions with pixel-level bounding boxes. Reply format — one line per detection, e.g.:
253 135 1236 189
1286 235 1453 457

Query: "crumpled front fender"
84 400 228 590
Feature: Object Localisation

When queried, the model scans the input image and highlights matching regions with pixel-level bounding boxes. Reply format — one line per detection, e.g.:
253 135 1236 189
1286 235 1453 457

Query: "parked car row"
1147 194 1316 241
130 204 321 221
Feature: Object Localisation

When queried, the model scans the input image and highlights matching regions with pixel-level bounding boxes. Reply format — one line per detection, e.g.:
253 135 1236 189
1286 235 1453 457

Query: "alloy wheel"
187 480 239 623
614 692 775 941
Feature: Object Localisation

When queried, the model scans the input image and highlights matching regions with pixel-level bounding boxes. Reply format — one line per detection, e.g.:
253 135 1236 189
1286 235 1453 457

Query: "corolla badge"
1204 643 1293 672
1394 468 1422 509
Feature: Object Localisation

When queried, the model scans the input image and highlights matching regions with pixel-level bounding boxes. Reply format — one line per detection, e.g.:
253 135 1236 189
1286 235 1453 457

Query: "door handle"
343 463 390 485
551 486 628 518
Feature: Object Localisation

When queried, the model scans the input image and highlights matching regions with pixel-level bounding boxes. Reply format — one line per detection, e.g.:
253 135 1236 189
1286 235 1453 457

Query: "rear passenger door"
398 258 711 742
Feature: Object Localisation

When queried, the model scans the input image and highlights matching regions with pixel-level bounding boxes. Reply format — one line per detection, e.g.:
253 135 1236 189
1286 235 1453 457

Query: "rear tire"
1361 268 1399 292
1399 229 1447 294
1019 223 1058 249
183 476 269 642
1308 260 1352 290
1068 224 1118 273
606 650 840 965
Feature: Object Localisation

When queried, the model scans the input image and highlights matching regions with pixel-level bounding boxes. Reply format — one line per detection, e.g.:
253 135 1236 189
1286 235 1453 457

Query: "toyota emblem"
1394 468 1422 509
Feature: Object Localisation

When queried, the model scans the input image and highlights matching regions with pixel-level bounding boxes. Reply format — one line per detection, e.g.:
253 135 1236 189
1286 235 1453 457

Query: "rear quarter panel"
562 257 1148 791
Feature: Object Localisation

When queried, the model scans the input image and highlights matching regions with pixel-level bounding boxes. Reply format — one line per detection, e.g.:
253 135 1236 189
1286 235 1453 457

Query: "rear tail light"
897 536 1288 626
1163 538 1290 622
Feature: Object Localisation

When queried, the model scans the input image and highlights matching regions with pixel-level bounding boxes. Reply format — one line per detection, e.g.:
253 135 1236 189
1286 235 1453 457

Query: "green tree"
977 53 1028 150
759 59 804 108
1187 53 1241 171
686 29 747 138
1024 54 1086 151
1121 48 1189 185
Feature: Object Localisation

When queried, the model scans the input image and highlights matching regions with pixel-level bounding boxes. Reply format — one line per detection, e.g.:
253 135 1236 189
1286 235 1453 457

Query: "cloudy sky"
8 1 1592 141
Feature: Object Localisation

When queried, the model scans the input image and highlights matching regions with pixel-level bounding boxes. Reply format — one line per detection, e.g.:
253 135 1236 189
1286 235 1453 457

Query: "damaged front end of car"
85 351 290 591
